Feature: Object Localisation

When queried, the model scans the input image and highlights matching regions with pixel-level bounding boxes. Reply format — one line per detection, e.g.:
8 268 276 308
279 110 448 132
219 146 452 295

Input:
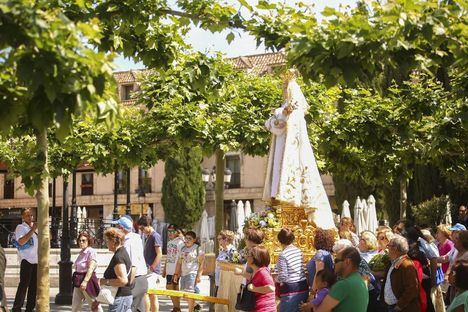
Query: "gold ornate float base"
264 199 318 264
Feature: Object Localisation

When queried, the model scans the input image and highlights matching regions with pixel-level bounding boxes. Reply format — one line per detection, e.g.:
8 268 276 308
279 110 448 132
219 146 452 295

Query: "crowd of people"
6 204 468 312
227 205 468 312
9 209 203 312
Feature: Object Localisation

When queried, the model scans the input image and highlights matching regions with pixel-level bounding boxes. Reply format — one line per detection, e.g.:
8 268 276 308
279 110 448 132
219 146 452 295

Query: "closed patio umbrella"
236 200 245 238
341 200 351 219
244 200 252 219
367 195 379 233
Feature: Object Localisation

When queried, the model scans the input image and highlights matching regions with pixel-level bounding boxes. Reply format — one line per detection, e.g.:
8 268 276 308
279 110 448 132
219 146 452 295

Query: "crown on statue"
281 68 299 82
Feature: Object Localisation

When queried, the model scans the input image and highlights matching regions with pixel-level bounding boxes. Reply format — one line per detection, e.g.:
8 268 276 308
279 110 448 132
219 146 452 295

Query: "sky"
114 0 356 71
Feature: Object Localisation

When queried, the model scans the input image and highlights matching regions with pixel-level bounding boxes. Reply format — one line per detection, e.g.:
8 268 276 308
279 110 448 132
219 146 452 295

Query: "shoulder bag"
235 284 256 311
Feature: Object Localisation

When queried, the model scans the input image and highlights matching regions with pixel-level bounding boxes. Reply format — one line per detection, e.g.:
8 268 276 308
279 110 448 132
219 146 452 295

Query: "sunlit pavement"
5 276 211 311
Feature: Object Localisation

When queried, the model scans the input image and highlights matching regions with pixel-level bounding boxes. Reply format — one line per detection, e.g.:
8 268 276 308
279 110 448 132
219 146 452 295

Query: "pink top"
438 239 454 273
74 247 97 273
251 267 276 312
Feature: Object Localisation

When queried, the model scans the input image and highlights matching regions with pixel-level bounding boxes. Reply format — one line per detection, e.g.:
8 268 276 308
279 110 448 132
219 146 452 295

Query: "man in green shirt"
316 247 369 312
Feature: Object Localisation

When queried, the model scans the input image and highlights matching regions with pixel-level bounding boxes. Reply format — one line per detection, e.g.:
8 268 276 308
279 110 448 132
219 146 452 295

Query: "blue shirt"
306 250 334 286
215 245 236 286
144 230 163 274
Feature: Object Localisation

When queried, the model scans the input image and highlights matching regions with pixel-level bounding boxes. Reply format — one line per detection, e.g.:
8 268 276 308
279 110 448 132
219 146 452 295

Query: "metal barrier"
0 217 115 248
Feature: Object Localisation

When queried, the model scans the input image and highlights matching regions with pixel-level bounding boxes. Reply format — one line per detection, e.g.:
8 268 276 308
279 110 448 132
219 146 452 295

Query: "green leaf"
135 24 146 36
322 7 337 17
226 32 235 44
238 0 253 11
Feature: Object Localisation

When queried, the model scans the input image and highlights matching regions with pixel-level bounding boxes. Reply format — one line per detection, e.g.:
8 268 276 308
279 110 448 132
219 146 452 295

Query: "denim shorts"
109 295 132 312
180 273 199 293
167 275 180 288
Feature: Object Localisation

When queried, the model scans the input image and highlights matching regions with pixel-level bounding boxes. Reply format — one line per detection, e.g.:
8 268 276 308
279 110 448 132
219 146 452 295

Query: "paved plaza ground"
4 276 211 311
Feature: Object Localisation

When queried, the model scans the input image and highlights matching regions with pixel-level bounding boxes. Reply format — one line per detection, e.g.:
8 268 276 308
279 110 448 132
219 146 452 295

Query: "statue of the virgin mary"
262 69 335 229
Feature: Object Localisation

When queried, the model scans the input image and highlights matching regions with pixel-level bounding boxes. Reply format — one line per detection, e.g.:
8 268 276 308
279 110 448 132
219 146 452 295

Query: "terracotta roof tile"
112 52 286 84
230 52 286 74
113 69 151 84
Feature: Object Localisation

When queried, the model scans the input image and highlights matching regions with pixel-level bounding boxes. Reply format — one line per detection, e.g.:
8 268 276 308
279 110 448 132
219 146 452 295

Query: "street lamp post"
55 176 72 304
202 168 211 187
51 177 59 248
201 167 232 190
223 168 232 189
70 170 78 247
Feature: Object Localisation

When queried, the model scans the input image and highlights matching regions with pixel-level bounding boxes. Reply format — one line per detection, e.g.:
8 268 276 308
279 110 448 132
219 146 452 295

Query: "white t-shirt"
180 244 204 276
165 237 185 275
15 222 38 264
124 232 147 276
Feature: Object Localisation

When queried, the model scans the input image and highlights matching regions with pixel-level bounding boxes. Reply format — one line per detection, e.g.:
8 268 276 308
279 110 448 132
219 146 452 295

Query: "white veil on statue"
263 69 335 229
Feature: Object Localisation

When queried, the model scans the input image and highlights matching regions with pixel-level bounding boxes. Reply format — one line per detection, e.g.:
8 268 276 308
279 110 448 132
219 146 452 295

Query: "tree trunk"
113 167 119 219
214 149 225 252
400 176 408 219
36 128 50 311
126 167 131 215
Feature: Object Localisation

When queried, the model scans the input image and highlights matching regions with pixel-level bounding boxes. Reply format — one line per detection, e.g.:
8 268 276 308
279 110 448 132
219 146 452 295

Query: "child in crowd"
163 224 185 312
173 231 205 312
300 269 336 312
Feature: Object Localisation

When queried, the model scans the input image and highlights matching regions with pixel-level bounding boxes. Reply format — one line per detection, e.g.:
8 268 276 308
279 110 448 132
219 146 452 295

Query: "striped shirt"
276 245 306 284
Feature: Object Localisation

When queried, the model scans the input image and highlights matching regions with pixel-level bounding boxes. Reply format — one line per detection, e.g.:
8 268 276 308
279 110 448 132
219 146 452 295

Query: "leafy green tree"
247 0 467 93
0 1 117 307
64 107 161 175
245 0 467 217
57 0 241 68
315 76 466 218
138 52 282 242
1 1 260 306
139 53 282 154
161 147 205 228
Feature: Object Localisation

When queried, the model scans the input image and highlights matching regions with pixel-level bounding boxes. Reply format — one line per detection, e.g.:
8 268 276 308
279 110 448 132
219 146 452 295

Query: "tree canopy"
138 53 283 156
245 0 467 93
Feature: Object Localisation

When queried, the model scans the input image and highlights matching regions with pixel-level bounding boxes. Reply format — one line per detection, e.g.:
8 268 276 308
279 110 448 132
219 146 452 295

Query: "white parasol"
199 210 211 252
341 200 351 218
354 197 366 235
244 200 252 219
77 206 82 221
236 200 245 238
367 195 379 233
353 196 361 222
361 199 369 232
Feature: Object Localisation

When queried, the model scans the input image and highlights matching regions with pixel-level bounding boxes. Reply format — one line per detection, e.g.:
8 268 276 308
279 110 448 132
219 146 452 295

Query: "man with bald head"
13 208 38 312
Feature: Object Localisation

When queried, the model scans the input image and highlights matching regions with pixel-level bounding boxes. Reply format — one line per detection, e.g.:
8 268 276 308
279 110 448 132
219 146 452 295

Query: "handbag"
235 284 256 311
11 236 34 251
96 265 132 304
72 272 85 288
96 287 117 305
72 272 100 298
